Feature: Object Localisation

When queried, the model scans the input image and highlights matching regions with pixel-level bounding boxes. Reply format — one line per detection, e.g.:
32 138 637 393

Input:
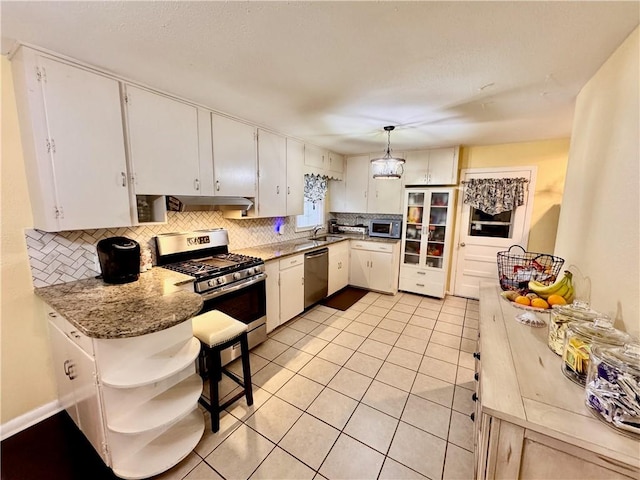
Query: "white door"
286 138 305 216
344 155 369 213
451 167 536 299
349 247 369 289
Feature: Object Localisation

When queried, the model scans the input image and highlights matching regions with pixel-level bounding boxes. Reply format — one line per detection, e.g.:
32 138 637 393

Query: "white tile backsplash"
25 211 312 287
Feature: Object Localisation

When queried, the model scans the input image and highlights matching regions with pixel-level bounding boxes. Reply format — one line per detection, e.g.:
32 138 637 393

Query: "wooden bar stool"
192 310 253 432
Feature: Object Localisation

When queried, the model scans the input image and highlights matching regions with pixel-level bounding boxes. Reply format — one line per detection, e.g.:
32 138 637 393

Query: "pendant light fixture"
371 125 405 179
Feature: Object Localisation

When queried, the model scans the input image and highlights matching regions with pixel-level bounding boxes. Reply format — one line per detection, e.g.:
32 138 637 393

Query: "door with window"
451 167 536 299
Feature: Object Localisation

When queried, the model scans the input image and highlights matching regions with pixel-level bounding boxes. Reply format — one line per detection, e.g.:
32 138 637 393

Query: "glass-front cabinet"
399 188 455 298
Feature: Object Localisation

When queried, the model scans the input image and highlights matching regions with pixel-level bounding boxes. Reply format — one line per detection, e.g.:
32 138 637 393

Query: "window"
296 198 324 231
468 207 514 238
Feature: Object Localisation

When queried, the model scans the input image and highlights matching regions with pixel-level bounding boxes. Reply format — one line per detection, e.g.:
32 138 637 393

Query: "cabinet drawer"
399 276 443 297
280 254 304 270
400 268 445 282
351 241 393 253
47 309 94 355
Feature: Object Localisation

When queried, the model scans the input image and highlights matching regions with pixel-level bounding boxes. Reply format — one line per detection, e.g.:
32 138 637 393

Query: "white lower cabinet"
328 242 349 296
279 254 305 324
265 260 281 333
349 241 400 294
47 310 203 480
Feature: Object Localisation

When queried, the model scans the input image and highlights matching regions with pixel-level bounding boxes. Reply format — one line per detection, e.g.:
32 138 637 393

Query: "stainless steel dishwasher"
304 248 328 308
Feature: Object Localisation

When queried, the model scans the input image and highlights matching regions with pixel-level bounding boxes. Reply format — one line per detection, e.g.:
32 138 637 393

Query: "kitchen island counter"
233 234 400 261
35 267 202 339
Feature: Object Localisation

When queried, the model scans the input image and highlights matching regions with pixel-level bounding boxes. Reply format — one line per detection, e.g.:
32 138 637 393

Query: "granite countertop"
36 268 203 339
233 234 400 262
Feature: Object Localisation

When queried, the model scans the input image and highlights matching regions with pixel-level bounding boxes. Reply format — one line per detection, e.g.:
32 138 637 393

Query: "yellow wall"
554 27 639 338
1 56 58 424
459 138 570 254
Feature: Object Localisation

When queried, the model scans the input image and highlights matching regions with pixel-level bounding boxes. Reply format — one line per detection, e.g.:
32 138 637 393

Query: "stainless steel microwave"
369 219 402 238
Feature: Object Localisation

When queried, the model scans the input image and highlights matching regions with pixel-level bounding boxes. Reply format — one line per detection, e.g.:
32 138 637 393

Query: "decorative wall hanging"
463 177 528 215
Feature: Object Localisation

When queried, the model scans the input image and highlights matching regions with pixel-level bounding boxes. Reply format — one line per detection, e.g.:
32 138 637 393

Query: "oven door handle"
200 273 267 301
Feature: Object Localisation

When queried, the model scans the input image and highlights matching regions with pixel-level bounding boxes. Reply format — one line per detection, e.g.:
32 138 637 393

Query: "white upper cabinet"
124 85 204 196
256 129 286 217
344 155 370 213
286 138 304 216
328 151 344 174
368 152 404 214
12 48 132 232
211 114 257 197
304 144 328 170
403 147 459 186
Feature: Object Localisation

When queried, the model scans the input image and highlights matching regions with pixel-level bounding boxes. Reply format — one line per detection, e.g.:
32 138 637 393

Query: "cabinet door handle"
215 180 220 191
287 186 291 195
416 283 425 287
63 360 77 380
194 179 200 191
277 185 280 194
460 242 466 247
364 190 367 198
417 271 426 275
473 352 481 360
121 172 127 187
301 277 304 285
69 330 81 340
472 393 478 402
48 311 57 318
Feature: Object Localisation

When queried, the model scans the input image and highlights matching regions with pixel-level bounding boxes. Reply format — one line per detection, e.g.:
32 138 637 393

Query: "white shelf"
112 408 204 480
107 374 203 434
101 337 201 389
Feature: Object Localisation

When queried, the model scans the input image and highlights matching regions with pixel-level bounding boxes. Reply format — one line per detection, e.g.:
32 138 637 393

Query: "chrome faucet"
313 225 323 238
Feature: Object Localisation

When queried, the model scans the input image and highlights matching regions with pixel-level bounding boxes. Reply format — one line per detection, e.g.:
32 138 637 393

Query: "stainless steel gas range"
155 229 266 365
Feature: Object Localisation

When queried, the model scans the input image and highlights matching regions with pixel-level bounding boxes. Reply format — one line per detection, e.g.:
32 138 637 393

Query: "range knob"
207 280 215 288
216 277 225 285
246 267 255 275
233 272 242 281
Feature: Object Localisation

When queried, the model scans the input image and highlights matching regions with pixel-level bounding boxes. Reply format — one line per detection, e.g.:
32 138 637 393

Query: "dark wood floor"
1 411 118 480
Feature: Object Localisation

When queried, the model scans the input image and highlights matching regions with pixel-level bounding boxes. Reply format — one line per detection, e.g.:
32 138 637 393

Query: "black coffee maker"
97 237 141 284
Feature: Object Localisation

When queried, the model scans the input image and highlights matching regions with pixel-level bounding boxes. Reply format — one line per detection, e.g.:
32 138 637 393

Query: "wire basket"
497 245 565 293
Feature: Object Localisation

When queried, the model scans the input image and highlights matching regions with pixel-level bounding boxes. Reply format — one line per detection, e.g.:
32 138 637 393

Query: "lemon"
547 294 567 306
515 296 531 306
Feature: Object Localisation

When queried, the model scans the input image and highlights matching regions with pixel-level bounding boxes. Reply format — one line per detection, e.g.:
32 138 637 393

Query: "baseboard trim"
0 400 62 441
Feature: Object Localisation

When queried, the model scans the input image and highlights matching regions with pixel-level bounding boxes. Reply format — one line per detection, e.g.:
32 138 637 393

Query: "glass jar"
548 301 600 355
585 343 640 438
562 316 633 386
136 196 151 223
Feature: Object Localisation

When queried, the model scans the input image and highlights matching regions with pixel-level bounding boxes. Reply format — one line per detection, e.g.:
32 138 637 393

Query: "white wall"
554 27 639 338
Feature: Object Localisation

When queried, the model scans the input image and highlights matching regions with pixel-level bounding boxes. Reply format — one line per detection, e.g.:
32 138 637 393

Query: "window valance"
304 174 328 205
463 177 528 215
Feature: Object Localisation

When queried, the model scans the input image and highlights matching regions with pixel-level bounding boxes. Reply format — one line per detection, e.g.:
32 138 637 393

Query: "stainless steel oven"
200 274 267 365
155 229 267 365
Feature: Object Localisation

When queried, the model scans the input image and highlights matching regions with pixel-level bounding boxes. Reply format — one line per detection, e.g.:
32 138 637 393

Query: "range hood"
167 195 253 212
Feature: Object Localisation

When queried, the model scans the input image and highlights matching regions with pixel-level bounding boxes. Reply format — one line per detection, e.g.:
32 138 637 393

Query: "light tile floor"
155 292 479 480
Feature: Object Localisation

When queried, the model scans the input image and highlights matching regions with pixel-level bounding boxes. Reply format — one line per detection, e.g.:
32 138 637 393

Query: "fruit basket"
497 245 564 294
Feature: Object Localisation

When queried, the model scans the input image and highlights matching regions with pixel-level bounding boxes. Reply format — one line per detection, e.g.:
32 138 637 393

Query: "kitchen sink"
311 235 345 243
293 240 326 251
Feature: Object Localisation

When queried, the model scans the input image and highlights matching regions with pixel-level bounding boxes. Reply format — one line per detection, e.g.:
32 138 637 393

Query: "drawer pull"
474 372 479 381
473 352 481 360
69 330 81 339
472 393 478 402
48 312 57 318
470 412 475 422
416 283 425 287
417 271 426 275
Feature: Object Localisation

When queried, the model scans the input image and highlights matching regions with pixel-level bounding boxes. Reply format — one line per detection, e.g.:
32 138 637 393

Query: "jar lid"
567 317 633 346
591 343 640 376
552 300 600 321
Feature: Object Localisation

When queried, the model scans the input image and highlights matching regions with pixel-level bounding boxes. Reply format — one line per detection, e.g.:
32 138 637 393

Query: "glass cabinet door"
403 192 424 265
425 192 449 269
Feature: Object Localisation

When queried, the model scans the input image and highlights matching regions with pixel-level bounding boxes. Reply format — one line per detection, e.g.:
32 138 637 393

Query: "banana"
528 271 573 300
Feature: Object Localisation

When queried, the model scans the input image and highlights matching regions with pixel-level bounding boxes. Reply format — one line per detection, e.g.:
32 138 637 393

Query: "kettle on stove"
96 237 141 284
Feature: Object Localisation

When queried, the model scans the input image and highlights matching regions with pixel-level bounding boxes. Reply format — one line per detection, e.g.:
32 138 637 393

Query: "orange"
548 294 567 306
531 298 550 309
515 296 531 306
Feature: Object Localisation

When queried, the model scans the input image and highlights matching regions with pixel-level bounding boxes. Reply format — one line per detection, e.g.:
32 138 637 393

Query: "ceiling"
2 1 638 155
